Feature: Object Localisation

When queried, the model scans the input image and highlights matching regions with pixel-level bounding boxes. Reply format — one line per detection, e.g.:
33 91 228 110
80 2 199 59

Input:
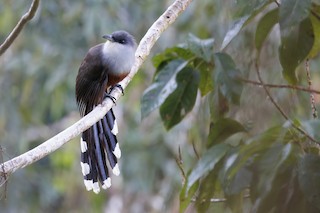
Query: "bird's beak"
102 34 114 42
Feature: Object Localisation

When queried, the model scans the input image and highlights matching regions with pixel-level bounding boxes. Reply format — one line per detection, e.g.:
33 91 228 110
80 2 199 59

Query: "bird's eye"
120 39 125 44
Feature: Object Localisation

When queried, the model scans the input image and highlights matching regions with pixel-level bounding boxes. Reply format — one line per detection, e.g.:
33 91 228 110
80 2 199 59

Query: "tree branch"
0 0 193 178
174 146 186 185
254 60 319 144
239 78 320 95
0 0 40 56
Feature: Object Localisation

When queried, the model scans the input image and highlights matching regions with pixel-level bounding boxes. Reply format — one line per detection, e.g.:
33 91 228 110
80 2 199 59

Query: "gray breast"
101 42 135 75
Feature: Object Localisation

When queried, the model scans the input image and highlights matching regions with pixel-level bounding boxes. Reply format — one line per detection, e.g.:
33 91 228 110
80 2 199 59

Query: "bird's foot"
111 84 124 95
104 93 117 104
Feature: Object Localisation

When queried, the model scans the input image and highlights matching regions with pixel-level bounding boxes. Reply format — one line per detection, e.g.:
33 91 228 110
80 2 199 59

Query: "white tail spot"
93 182 100 194
102 178 111 189
112 164 120 176
111 119 118 135
113 143 121 159
80 162 90 176
84 179 93 191
80 138 88 153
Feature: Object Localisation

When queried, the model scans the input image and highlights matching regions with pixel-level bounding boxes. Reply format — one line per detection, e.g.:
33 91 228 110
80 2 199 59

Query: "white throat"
102 41 135 75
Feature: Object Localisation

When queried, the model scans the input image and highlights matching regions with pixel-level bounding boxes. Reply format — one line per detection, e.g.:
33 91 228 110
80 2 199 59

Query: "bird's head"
102 31 136 48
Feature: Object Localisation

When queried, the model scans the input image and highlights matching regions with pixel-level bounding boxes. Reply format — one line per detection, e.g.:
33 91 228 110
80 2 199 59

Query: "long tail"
80 108 121 193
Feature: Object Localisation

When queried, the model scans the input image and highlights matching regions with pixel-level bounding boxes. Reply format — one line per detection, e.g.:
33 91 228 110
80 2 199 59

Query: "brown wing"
76 44 109 116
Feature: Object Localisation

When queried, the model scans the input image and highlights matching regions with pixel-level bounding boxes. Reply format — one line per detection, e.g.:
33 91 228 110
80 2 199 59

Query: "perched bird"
75 31 136 193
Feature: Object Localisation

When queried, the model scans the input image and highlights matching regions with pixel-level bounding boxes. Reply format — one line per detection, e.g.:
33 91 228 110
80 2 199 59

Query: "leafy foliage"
140 0 320 212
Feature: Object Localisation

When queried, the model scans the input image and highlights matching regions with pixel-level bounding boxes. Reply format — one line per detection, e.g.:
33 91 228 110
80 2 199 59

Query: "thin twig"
191 141 200 160
0 0 40 56
273 0 280 7
175 146 186 184
254 60 318 144
178 146 183 164
305 59 318 119
239 78 320 95
254 61 288 119
191 194 250 203
0 0 193 180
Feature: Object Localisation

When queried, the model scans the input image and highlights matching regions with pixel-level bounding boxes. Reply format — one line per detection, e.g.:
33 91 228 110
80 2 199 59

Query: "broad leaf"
186 34 214 62
279 18 314 84
252 143 296 213
225 167 252 195
187 143 229 192
213 53 243 105
196 169 221 212
194 58 214 96
298 154 320 210
309 14 320 58
234 0 272 17
141 59 188 119
152 47 194 68
255 143 293 195
221 15 249 50
279 0 311 30
220 148 252 196
221 0 273 50
180 176 199 213
255 8 279 53
227 125 290 179
207 118 246 147
160 66 199 130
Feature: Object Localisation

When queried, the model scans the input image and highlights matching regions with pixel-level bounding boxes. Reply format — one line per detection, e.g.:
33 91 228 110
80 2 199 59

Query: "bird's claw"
111 84 124 95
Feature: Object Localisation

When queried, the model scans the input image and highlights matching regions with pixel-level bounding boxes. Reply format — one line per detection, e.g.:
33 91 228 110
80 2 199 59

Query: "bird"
75 31 136 193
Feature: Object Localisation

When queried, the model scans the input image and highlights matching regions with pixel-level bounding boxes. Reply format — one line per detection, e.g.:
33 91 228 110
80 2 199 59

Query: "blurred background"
0 0 318 212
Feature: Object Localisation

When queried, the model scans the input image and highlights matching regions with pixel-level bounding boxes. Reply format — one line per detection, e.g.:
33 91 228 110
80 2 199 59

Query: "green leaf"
225 166 252 195
234 0 272 18
152 47 194 68
186 34 214 62
187 143 229 192
252 143 296 213
213 53 243 105
196 169 221 212
180 176 199 213
221 0 273 50
301 120 320 141
194 58 214 96
221 15 249 50
279 0 311 30
160 66 199 130
298 154 320 210
207 118 246 147
220 147 253 198
141 59 188 119
309 14 320 58
256 143 293 194
279 18 314 84
255 8 279 53
227 125 288 180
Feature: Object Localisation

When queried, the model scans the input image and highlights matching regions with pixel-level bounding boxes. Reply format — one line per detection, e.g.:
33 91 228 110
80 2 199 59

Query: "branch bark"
0 0 193 180
0 0 40 56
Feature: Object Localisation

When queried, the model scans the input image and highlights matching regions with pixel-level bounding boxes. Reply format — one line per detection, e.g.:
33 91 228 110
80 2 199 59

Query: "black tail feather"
80 109 120 193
